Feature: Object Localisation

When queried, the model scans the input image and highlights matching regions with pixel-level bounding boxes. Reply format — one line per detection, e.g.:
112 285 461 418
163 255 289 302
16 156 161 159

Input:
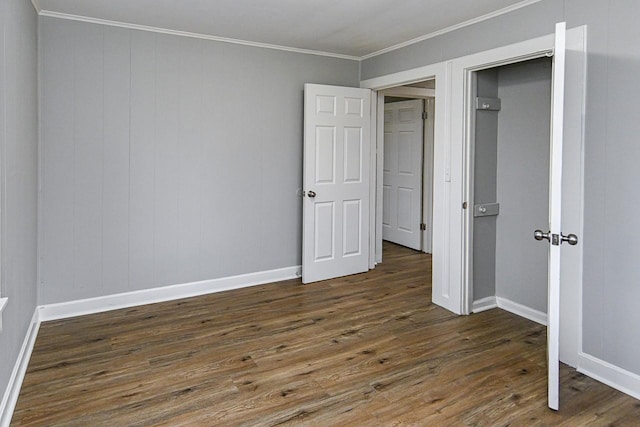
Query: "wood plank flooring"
12 242 640 425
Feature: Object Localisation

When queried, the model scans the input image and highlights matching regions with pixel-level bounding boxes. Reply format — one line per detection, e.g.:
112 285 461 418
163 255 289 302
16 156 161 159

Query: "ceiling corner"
31 0 42 14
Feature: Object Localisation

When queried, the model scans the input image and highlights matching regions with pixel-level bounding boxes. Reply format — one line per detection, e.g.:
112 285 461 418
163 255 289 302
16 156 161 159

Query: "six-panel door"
302 84 371 284
382 99 424 250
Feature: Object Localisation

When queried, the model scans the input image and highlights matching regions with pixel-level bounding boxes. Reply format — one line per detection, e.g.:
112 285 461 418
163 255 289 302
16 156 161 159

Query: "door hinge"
422 111 428 120
420 223 427 231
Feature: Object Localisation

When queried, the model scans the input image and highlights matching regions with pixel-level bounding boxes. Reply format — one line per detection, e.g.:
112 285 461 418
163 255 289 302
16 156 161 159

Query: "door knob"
561 233 579 246
307 190 316 198
535 230 579 246
534 230 550 242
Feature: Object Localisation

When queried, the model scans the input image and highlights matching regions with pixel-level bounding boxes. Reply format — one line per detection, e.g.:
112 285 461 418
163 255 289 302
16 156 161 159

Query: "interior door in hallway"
383 99 423 250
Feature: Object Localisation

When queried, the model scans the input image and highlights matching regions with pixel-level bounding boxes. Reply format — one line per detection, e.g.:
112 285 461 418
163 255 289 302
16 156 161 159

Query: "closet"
471 57 553 319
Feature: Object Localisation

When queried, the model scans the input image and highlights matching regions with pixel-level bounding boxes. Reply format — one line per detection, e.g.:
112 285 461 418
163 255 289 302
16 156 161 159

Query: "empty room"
2 0 640 425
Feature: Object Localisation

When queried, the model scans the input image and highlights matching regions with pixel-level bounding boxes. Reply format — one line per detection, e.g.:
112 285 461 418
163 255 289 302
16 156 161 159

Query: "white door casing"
422 97 435 254
440 27 584 327
302 84 371 284
383 100 424 250
363 62 449 309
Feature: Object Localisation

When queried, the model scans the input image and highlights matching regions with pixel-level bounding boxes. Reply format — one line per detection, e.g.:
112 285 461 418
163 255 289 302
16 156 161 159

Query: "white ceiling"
36 0 538 58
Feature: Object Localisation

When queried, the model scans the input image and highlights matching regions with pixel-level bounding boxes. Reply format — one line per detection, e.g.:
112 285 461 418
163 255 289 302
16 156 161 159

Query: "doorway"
383 98 424 251
468 57 552 324
377 81 436 260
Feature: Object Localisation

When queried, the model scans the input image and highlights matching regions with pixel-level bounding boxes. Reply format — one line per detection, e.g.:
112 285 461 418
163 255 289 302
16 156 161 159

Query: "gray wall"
0 0 39 402
495 58 551 313
39 17 359 304
472 60 551 312
472 69 499 301
361 0 640 376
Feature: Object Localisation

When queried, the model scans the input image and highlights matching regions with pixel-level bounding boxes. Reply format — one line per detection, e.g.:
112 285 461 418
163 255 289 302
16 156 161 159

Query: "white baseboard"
0 309 40 427
472 295 547 326
39 265 301 321
4 279 640 426
496 297 547 326
1 266 301 424
471 296 497 313
578 352 640 401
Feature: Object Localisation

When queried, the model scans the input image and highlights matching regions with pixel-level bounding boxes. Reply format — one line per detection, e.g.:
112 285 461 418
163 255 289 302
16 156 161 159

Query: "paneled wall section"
39 17 359 304
0 0 38 403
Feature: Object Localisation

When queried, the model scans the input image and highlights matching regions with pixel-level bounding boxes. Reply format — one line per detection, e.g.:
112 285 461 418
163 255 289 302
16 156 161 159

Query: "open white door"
302 84 371 284
546 21 565 412
382 99 424 250
535 22 575 411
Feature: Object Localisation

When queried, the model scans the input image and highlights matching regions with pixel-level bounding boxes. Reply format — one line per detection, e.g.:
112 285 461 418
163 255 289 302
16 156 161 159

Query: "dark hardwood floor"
12 242 640 425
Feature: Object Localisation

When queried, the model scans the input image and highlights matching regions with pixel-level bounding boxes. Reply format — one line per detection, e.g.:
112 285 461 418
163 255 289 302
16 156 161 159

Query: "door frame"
361 25 586 366
465 57 553 323
463 53 556 317
379 92 435 254
363 63 448 280
423 97 435 254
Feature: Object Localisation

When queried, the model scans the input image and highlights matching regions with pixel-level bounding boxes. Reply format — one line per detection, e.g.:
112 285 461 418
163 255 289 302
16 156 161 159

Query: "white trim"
0 298 7 332
575 25 588 369
30 0 41 14
37 11 360 61
546 21 567 411
496 297 547 326
422 97 435 254
458 35 557 318
0 309 40 427
361 0 544 60
1 268 296 422
381 87 435 99
578 352 640 401
34 1 543 61
362 62 452 311
471 296 497 313
369 90 378 269
364 61 453 313
472 295 547 326
375 92 385 264
361 62 445 91
39 265 300 321
558 24 587 369
36 0 45 333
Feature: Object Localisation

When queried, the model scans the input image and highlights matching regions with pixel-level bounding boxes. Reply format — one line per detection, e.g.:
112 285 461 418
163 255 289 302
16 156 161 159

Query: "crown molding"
37 10 360 61
361 0 543 60
30 0 41 14
36 0 542 61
